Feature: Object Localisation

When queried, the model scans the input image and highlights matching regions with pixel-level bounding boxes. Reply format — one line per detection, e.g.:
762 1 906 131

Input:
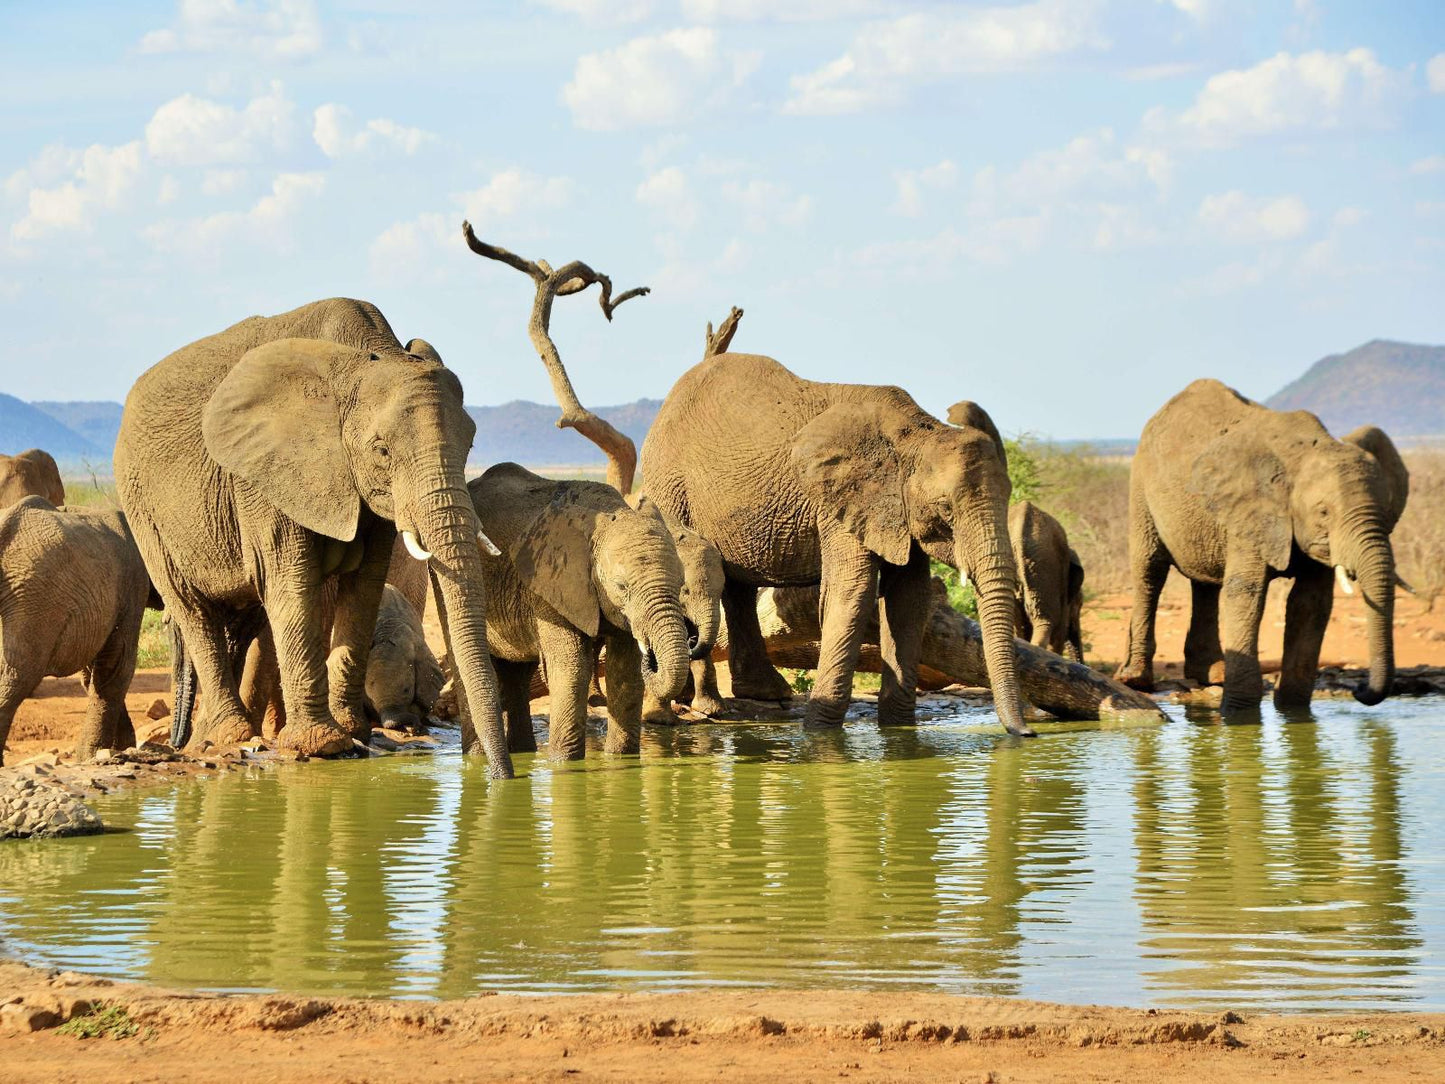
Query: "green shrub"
56 1004 141 1041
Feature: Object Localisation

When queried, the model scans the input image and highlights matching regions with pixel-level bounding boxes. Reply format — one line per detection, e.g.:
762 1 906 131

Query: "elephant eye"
373 442 389 459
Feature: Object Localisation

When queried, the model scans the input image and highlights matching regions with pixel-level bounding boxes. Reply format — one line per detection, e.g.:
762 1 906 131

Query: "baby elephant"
0 497 157 764
1008 500 1084 662
357 585 445 732
468 463 691 760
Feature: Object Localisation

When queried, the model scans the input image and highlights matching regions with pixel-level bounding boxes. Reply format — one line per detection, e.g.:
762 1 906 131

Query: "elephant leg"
329 535 394 741
1219 558 1270 714
495 658 538 754
722 577 792 701
1275 562 1333 712
265 574 351 757
602 632 644 755
240 626 283 739
1117 491 1169 691
0 669 35 768
877 545 930 726
537 618 592 761
690 657 725 717
806 532 878 729
78 623 139 761
173 606 253 748
1183 581 1225 685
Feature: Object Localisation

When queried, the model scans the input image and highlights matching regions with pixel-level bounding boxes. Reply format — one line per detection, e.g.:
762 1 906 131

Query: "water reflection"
0 700 1440 1010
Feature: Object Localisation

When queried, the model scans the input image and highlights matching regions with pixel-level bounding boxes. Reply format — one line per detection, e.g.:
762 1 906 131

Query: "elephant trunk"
957 517 1033 737
634 580 691 702
411 475 514 779
687 593 721 661
1341 526 1397 706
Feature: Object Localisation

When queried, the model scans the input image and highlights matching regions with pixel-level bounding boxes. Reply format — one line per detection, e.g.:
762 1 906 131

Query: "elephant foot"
803 697 848 729
729 664 794 702
689 691 725 718
642 703 681 726
1185 660 1226 686
190 714 254 750
278 720 353 757
1114 661 1155 692
877 697 918 727
603 723 640 755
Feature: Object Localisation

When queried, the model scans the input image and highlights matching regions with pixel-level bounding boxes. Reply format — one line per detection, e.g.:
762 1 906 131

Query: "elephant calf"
0 497 157 764
467 463 691 759
1008 500 1084 662
0 449 65 509
354 585 445 733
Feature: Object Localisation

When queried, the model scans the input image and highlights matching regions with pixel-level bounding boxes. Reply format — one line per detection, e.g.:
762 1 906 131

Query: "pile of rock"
0 769 103 839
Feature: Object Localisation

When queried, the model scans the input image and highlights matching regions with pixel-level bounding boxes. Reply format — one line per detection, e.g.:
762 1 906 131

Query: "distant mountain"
1266 340 1445 438
465 399 662 468
31 401 125 460
0 394 103 462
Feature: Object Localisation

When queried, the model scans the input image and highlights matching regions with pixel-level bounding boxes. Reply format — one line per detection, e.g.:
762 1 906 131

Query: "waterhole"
2 699 1441 1010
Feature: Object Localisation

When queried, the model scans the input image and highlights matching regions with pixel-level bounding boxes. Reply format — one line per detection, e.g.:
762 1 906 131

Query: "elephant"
1008 500 1084 662
640 352 1031 735
466 463 690 760
629 494 726 721
0 497 158 764
354 584 445 733
0 449 64 508
114 298 514 777
1116 379 1409 713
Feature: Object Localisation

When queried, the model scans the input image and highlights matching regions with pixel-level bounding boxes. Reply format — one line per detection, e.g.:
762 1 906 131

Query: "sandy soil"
2 961 1442 1084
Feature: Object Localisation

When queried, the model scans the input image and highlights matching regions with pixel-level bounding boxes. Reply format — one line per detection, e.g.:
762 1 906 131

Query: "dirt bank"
1 961 1441 1083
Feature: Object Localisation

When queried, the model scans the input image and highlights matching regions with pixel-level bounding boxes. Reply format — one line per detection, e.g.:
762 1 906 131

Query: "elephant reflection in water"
1130 719 1418 1004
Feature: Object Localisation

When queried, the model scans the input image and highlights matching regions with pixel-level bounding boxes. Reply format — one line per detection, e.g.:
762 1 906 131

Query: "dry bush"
1025 444 1133 597
1395 449 1445 611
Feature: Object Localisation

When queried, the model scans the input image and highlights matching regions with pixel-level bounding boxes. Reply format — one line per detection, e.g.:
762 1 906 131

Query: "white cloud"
722 179 812 232
158 175 181 205
145 82 294 166
636 166 698 230
682 0 887 19
1149 49 1410 147
891 160 957 217
784 1 1106 115
1411 155 1445 176
1197 190 1311 243
1331 206 1366 229
562 27 760 130
4 144 82 200
312 104 435 158
143 171 324 256
1429 54 1445 94
1160 0 1208 19
455 169 573 226
201 169 246 196
534 0 653 21
140 0 323 60
10 142 144 241
370 213 451 281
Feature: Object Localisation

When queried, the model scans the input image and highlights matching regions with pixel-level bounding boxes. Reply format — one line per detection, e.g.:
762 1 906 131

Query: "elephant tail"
168 619 197 749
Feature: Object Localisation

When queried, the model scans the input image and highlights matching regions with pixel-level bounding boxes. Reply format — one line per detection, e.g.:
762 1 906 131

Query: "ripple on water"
1 698 1443 1011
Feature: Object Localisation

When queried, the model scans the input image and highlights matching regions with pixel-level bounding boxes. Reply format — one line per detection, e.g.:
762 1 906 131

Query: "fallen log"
751 581 1165 723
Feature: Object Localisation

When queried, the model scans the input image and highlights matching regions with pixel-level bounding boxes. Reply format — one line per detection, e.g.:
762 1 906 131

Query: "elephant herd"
0 295 1413 777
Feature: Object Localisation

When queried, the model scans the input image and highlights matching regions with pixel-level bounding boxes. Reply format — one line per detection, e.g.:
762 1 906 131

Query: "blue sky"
2 1 1442 439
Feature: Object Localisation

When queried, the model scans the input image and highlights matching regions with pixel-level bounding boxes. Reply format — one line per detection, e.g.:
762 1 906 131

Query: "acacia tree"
463 220 649 494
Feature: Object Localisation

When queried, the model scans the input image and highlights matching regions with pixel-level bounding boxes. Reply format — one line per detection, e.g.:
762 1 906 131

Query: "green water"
2 701 1442 1010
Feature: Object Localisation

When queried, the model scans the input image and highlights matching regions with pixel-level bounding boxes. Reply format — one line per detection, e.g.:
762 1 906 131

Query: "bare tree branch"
704 306 744 358
462 220 650 493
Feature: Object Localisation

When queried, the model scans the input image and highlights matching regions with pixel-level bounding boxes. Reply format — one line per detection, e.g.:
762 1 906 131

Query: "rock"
93 748 114 764
369 731 403 752
146 698 171 720
0 1002 61 1034
16 751 58 769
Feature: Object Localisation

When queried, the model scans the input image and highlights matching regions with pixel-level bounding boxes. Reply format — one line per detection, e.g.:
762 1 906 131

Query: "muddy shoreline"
1 959 1442 1083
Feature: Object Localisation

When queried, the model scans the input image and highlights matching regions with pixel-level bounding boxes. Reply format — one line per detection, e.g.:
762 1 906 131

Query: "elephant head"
790 395 1029 735
364 634 445 732
201 337 513 776
0 449 65 509
1192 420 1409 706
629 494 724 662
513 487 691 702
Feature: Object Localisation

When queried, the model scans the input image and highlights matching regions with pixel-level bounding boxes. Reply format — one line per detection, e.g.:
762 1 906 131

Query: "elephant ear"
791 403 911 566
1067 548 1085 602
946 400 1007 463
1188 435 1293 571
1343 425 1409 530
511 494 600 637
202 338 362 542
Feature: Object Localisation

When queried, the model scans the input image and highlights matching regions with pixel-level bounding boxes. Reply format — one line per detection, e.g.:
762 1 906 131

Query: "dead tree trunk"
752 582 1165 722
703 306 744 358
463 221 648 494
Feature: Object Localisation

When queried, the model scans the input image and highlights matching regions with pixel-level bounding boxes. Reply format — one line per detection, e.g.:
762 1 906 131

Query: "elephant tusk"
1396 573 1417 597
477 528 501 557
401 530 432 562
1335 565 1354 596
